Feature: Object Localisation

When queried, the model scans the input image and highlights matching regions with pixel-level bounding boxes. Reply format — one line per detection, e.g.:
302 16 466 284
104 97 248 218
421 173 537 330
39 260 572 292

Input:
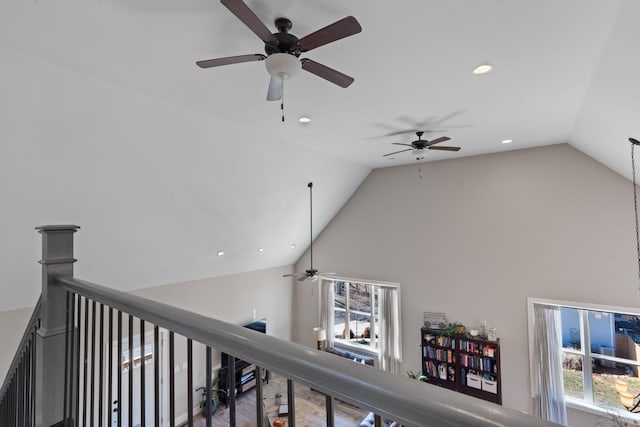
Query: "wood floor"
183 372 368 426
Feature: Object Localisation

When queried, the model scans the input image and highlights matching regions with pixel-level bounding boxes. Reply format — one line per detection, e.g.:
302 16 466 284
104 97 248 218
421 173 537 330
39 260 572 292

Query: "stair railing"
0 225 560 427
0 297 41 426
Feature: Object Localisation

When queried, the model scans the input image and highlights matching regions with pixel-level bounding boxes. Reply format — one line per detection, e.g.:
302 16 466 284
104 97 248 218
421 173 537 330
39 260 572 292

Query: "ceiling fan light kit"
265 53 302 80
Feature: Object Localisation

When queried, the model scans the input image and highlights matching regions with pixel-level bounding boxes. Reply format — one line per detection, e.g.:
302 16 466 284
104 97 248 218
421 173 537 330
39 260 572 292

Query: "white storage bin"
466 374 482 390
482 378 497 394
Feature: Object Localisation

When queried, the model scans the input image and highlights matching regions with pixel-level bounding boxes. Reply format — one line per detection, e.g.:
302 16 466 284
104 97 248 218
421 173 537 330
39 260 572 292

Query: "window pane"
615 313 640 342
562 352 584 399
349 314 371 343
349 282 371 313
588 311 615 356
334 309 345 339
561 307 581 350
334 282 346 309
592 360 640 409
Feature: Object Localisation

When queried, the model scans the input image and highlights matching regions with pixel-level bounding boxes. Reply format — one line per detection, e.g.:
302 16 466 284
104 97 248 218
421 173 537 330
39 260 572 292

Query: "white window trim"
322 275 401 357
527 296 640 421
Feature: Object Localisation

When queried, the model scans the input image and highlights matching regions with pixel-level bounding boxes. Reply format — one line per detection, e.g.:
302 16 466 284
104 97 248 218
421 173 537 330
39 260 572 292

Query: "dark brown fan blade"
383 148 412 157
298 16 362 52
297 274 309 282
220 0 278 43
391 143 415 148
196 54 266 68
383 129 446 137
428 146 461 151
301 59 354 88
425 136 451 146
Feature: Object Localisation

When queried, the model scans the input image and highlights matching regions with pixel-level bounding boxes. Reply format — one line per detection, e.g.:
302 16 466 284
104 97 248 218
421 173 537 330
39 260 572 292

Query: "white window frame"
326 276 400 358
528 297 640 421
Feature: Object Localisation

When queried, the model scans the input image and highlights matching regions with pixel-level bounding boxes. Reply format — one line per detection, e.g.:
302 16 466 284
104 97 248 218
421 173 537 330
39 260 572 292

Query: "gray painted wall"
292 143 640 426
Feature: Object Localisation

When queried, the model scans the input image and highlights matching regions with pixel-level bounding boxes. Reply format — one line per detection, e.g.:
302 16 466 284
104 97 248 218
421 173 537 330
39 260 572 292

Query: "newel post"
35 225 80 427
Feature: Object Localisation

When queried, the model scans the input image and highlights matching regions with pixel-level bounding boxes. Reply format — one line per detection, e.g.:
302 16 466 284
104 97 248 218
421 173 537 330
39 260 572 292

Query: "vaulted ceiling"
1 0 638 310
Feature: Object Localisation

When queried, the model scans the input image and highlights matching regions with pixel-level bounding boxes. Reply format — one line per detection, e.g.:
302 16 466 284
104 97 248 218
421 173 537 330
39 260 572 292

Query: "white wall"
131 265 294 419
0 264 294 421
292 143 640 426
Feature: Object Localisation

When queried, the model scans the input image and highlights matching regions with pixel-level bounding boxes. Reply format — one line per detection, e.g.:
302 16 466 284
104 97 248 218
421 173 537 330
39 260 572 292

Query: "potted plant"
196 377 227 417
406 370 429 382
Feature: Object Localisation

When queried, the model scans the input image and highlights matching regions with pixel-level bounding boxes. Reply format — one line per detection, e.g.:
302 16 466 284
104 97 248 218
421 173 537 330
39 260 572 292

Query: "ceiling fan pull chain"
281 77 285 122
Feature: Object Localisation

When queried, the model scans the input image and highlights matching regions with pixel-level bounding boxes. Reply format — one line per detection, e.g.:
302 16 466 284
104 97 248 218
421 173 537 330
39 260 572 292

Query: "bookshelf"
218 360 258 406
421 328 502 404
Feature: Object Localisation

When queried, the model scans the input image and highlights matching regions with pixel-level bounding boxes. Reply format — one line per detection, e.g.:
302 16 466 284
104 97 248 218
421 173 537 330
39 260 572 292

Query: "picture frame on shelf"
423 312 447 329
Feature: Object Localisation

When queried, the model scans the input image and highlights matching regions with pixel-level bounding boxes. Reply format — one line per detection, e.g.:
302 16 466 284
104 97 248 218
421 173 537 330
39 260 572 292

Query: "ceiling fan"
196 0 362 101
283 182 334 282
383 131 461 160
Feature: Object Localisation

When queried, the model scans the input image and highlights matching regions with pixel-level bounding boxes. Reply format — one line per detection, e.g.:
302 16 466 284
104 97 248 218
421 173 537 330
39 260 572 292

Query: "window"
321 277 402 374
333 280 380 353
529 298 640 419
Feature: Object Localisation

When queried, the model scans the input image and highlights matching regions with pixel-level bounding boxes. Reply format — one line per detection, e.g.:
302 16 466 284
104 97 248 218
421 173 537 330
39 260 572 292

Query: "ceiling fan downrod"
308 182 313 270
630 137 640 289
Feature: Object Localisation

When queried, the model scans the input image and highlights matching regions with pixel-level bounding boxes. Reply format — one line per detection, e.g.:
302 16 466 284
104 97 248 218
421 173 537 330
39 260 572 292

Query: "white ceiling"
1 0 639 310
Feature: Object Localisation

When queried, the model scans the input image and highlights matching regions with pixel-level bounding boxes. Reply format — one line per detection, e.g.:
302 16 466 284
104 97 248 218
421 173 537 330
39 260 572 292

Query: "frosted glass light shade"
412 149 425 159
265 53 301 79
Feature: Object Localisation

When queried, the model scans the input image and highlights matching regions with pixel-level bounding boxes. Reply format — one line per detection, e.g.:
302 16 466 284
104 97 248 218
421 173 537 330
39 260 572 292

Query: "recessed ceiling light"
298 116 311 124
290 244 296 249
216 251 225 256
473 64 493 75
257 248 265 253
502 139 512 144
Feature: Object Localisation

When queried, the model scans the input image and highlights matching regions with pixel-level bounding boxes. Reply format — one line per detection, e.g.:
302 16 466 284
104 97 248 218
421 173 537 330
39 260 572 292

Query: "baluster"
255 366 263 425
188 338 193 427
63 292 71 425
140 319 146 427
154 326 160 427
82 297 89 425
117 310 122 427
74 295 81 427
107 307 113 427
205 346 212 427
90 300 96 425
128 314 134 427
287 378 295 427
326 395 334 427
229 356 236 427
169 331 175 426
98 304 104 427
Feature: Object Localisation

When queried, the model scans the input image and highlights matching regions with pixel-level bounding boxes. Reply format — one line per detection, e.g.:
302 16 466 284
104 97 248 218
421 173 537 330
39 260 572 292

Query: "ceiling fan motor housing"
265 18 302 57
